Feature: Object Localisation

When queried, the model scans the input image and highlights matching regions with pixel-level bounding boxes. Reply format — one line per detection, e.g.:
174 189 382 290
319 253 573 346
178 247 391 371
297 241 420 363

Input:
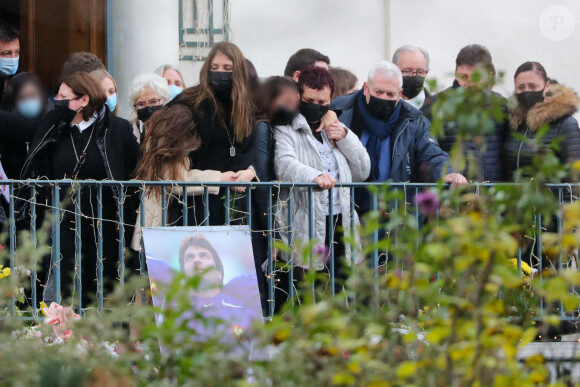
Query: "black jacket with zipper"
421 81 509 182
503 84 580 181
0 106 139 221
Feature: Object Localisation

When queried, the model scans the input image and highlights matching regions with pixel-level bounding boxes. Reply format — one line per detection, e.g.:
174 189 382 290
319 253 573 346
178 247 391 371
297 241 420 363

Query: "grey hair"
391 45 430 72
154 64 187 88
367 61 403 89
128 73 171 123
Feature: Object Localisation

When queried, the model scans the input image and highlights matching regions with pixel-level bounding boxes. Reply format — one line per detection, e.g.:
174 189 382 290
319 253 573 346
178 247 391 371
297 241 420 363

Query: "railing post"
30 185 38 318
328 188 335 297
183 185 188 226
51 182 61 304
308 186 315 300
267 185 274 318
118 186 125 286
287 192 294 307
9 183 15 316
371 189 379 296
97 184 104 313
75 185 82 312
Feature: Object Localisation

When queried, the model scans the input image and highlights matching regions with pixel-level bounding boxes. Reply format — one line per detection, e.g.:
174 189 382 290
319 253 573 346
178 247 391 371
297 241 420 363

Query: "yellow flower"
0 265 10 280
508 259 534 276
39 301 48 316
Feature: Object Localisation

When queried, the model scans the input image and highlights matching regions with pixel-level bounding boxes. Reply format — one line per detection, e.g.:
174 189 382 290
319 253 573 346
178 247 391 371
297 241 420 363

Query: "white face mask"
0 56 18 76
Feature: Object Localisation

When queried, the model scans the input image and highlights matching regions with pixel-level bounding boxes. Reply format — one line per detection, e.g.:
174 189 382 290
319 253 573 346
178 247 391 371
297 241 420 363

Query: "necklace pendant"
230 146 236 157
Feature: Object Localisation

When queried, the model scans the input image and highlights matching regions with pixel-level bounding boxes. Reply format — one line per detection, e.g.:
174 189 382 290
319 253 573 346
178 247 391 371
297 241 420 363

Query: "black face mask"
402 76 425 99
366 95 398 120
53 99 78 123
137 105 163 123
271 106 299 126
517 90 545 110
300 101 329 124
209 71 233 100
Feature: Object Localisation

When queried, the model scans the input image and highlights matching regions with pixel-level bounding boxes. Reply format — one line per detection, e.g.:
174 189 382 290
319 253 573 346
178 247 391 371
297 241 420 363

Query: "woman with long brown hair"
131 104 231 249
146 42 257 226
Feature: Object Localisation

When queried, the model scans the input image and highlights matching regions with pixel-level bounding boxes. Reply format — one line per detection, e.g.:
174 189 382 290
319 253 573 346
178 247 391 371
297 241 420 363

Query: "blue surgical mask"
16 98 43 119
0 56 19 76
106 93 117 112
169 84 183 100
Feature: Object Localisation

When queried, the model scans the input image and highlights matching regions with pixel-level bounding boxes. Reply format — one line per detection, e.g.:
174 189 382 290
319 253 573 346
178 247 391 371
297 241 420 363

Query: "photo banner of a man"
142 226 263 354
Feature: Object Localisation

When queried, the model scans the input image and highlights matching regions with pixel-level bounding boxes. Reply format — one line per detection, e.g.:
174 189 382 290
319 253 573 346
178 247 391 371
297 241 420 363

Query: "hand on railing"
314 174 337 190
232 168 256 193
443 173 468 189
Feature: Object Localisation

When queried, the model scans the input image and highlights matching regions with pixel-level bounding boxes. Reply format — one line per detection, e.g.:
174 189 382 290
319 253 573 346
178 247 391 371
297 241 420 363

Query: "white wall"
112 0 580 119
388 0 580 97
112 0 180 118
180 0 387 88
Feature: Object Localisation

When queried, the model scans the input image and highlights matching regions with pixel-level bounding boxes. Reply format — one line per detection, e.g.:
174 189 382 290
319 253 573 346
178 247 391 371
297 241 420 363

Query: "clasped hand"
221 168 255 193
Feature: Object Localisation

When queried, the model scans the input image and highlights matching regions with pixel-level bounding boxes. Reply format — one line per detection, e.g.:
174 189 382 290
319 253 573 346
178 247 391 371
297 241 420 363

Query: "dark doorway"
0 0 107 90
0 0 20 27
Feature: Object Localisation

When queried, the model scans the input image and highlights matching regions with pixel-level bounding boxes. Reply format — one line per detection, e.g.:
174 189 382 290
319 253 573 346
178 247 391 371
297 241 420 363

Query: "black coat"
0 106 139 219
503 84 580 181
251 121 276 182
421 82 508 182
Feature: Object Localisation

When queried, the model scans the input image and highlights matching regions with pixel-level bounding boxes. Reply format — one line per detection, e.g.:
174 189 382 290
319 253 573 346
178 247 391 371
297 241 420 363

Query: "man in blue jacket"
331 61 466 214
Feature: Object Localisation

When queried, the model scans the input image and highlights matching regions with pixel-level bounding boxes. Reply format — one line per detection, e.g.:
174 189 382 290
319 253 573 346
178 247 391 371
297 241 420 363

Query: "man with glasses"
392 45 431 109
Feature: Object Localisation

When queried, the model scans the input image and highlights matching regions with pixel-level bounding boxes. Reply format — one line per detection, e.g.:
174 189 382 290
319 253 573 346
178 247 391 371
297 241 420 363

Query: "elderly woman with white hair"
331 60 466 215
155 64 186 100
128 73 171 143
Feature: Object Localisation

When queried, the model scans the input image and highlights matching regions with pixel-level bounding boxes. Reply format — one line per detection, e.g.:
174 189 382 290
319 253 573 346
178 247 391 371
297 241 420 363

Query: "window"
179 0 231 61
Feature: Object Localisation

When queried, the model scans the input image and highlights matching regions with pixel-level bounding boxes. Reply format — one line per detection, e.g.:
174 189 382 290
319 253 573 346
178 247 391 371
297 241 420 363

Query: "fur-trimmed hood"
509 84 580 132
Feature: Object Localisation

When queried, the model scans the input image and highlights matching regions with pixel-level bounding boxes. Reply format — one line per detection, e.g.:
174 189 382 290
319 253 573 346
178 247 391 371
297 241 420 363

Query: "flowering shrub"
0 75 578 386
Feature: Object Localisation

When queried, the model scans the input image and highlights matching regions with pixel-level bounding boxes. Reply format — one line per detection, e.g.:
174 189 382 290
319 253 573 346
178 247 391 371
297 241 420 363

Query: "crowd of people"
0 22 578 313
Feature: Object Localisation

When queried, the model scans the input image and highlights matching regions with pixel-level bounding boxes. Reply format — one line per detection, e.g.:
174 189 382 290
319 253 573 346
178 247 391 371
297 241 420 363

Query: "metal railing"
0 179 578 321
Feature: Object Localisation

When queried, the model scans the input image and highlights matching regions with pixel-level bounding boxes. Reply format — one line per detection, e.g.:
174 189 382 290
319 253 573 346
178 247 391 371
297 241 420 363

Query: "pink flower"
313 244 330 262
42 302 80 341
43 302 79 326
414 191 439 216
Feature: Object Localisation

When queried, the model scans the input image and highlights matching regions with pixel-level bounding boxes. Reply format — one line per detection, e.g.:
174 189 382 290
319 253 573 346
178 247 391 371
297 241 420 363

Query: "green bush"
1 73 579 386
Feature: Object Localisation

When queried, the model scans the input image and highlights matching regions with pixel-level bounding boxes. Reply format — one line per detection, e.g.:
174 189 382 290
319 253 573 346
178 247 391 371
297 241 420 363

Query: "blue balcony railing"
0 180 577 321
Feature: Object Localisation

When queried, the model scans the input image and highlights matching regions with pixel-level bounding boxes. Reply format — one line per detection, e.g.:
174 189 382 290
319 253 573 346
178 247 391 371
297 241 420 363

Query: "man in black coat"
331 61 466 214
0 24 21 103
421 44 508 182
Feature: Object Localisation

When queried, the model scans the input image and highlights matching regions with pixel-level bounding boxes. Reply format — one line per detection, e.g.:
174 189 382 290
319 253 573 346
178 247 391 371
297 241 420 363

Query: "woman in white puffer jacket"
274 66 370 284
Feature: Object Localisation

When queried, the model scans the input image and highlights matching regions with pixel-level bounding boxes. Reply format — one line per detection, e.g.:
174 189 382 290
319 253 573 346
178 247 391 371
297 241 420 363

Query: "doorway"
0 0 107 90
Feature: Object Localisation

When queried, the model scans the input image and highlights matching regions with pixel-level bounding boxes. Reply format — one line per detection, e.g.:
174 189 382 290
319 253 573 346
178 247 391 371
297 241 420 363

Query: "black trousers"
39 197 120 309
274 214 348 313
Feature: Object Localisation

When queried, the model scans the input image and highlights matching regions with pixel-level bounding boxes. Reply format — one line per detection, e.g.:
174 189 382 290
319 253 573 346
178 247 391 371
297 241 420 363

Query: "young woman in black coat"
154 42 257 226
503 62 580 181
0 71 139 309
249 76 301 314
503 62 580 279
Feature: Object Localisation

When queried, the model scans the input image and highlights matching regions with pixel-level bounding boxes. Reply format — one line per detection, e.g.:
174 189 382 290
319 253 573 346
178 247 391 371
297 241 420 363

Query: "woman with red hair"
273 66 370 301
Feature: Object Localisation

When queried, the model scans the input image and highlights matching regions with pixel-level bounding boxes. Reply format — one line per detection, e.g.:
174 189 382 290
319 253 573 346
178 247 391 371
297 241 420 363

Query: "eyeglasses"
401 69 427 77
134 98 163 110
